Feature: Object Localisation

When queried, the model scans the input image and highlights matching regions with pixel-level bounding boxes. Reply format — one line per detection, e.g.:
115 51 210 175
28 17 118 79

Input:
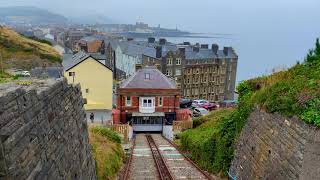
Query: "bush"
90 126 122 144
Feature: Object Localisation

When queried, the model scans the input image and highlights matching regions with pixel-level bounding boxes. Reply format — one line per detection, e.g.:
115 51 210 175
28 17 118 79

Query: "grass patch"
89 126 124 180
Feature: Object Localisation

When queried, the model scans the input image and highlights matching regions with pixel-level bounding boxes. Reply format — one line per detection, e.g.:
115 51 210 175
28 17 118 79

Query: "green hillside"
0 26 61 71
179 38 320 176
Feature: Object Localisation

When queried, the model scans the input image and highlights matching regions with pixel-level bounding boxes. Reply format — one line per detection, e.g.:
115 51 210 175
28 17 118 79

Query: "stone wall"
0 79 96 180
229 109 320 180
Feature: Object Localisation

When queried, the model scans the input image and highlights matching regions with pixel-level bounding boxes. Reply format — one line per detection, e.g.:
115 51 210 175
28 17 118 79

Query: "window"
69 72 75 76
176 58 181 65
158 97 163 106
145 73 150 79
187 78 190 84
126 96 132 106
167 58 173 65
141 98 153 107
166 69 172 76
176 69 181 76
85 89 89 93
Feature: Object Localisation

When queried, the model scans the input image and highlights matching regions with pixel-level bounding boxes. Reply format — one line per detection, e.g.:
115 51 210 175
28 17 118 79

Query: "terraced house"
146 42 238 102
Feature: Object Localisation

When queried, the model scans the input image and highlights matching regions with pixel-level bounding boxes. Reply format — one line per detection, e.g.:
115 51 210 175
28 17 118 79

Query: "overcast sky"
1 0 320 81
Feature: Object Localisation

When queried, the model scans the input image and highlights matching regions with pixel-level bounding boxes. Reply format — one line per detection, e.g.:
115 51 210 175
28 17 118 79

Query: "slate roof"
62 51 112 71
120 67 176 89
185 47 237 60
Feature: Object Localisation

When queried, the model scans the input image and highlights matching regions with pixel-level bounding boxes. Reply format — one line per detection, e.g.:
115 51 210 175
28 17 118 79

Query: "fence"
111 124 132 143
173 120 193 132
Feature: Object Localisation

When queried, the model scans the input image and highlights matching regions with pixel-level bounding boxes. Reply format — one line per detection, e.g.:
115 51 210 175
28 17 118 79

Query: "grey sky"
1 0 320 81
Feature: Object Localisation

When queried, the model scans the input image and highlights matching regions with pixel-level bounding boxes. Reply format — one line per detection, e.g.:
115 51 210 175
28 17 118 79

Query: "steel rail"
120 137 136 180
146 134 174 180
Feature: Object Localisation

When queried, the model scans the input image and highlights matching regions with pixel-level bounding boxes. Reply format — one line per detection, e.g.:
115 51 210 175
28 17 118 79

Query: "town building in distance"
106 38 238 102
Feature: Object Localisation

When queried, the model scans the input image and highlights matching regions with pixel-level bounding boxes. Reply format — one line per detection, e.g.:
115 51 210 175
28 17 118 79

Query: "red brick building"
116 66 180 131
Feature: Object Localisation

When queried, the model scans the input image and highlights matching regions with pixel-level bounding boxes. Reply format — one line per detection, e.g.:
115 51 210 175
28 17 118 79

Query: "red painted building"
116 66 180 131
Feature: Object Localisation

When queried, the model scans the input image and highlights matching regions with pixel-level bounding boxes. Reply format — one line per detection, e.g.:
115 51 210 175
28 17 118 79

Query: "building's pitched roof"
185 47 237 60
62 51 112 71
120 67 176 89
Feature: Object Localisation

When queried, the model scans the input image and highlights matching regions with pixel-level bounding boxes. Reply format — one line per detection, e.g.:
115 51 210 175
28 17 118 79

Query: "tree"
305 38 320 65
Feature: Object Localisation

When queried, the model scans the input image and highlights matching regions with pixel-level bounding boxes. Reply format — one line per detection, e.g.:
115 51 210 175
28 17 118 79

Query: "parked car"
192 107 209 117
20 71 31 77
191 99 206 108
180 98 192 108
192 99 219 111
199 102 219 111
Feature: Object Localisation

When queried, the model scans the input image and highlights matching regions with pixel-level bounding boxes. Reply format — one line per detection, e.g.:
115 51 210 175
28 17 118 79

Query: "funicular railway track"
121 134 213 180
146 134 174 180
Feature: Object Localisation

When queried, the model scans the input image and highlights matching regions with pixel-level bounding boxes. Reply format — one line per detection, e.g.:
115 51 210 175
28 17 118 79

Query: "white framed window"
176 58 182 65
176 69 181 76
167 58 173 65
158 97 163 106
141 97 154 107
126 96 132 106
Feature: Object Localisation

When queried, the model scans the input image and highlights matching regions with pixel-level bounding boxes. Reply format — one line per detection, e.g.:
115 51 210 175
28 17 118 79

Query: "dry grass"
0 26 61 69
88 125 125 180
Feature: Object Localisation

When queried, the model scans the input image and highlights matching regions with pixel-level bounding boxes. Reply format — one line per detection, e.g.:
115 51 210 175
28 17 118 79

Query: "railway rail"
146 134 174 180
120 134 213 180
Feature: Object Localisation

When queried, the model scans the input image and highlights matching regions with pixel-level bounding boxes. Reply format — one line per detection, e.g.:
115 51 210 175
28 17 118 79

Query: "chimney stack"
212 44 219 54
193 46 200 52
156 46 162 58
159 38 167 45
223 47 229 56
148 37 155 43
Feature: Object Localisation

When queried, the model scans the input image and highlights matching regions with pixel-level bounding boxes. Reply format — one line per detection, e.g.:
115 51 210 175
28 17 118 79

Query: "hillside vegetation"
0 26 61 70
179 38 320 175
89 126 125 180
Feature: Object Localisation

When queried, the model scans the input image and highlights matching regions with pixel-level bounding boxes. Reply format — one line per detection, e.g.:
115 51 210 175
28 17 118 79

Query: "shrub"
90 126 122 144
